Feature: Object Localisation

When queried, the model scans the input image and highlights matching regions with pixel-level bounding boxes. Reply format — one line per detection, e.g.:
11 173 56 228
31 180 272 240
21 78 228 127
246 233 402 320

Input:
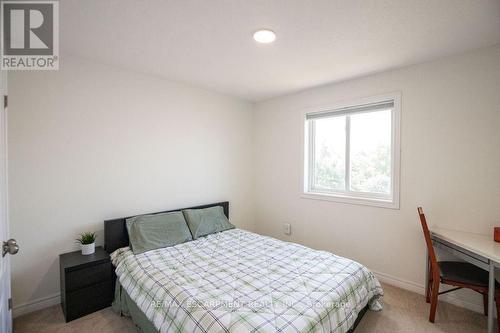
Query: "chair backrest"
417 207 440 276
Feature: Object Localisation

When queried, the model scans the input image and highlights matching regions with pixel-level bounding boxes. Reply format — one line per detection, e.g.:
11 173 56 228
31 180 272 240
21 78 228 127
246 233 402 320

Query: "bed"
104 202 383 333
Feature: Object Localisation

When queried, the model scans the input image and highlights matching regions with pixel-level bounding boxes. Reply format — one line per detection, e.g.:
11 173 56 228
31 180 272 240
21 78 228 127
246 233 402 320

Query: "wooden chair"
418 207 500 327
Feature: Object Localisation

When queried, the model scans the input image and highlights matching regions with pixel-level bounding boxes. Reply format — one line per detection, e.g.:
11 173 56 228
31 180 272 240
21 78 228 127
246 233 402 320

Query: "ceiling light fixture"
253 29 276 44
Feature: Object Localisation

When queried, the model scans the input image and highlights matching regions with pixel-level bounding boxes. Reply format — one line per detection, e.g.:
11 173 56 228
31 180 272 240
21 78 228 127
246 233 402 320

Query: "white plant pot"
81 243 95 255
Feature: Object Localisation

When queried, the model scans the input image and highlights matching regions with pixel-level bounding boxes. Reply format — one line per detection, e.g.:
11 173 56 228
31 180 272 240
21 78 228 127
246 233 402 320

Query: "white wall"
7 55 254 314
253 45 500 310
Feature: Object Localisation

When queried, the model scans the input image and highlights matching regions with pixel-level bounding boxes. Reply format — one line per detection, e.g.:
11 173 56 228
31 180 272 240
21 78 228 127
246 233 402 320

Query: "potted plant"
76 232 96 255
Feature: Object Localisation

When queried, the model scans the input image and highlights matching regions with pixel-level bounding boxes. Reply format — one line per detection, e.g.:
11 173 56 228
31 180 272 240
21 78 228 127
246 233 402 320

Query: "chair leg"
495 298 500 333
426 265 432 303
429 278 440 323
483 294 488 316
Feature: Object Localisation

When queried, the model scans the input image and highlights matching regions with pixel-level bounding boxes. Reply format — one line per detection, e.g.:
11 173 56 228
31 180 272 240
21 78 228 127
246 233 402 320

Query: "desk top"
431 227 500 263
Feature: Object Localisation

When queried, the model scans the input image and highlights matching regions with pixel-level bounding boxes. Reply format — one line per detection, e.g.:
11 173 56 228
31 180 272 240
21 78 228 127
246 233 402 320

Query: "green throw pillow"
126 211 192 254
182 206 234 239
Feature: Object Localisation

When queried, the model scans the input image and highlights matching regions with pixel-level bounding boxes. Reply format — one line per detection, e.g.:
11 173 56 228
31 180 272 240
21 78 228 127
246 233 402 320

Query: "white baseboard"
373 270 484 314
12 292 60 318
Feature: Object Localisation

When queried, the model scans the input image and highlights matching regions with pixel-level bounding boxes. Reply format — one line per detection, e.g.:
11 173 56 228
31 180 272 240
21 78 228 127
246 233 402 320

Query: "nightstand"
59 246 113 322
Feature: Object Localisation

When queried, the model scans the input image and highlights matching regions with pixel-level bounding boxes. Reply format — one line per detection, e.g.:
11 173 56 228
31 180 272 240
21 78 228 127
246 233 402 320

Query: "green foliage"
350 145 391 194
314 144 345 190
75 232 96 245
315 143 390 194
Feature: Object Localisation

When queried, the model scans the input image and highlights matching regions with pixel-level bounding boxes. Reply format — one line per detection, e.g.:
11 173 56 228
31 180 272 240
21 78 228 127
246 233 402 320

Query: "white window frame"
301 92 401 209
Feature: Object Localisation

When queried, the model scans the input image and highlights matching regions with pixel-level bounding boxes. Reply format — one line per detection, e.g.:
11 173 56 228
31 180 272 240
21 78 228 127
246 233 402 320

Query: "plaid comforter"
111 229 383 333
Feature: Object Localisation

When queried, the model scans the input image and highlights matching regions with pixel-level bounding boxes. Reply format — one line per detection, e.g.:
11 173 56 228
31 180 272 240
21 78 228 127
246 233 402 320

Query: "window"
303 94 400 208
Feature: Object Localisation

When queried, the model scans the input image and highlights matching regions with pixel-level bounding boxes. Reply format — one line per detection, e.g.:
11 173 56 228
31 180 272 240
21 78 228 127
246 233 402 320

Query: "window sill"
301 191 400 209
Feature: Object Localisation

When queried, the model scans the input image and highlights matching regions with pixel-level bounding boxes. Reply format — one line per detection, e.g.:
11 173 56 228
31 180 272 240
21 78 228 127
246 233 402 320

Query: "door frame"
0 68 12 333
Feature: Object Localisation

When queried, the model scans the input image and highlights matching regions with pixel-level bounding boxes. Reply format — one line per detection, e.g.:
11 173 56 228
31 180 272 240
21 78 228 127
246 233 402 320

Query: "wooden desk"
430 227 500 333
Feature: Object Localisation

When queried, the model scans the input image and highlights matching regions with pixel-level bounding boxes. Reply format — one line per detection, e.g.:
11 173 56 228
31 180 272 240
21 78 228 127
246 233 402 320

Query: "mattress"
111 229 383 333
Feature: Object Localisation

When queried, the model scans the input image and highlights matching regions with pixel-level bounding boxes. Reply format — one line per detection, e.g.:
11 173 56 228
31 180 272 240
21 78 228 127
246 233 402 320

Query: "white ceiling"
61 0 500 102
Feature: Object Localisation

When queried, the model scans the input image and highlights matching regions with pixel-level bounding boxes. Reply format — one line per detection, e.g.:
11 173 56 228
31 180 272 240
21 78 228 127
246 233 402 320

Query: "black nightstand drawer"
65 280 113 322
60 246 114 322
66 262 112 292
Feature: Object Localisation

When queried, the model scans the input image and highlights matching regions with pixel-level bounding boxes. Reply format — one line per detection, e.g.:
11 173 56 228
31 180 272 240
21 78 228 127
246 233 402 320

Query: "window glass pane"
350 110 392 194
312 116 346 191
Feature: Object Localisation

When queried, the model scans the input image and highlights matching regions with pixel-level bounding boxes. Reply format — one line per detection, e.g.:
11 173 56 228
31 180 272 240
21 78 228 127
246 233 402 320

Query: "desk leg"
488 261 495 333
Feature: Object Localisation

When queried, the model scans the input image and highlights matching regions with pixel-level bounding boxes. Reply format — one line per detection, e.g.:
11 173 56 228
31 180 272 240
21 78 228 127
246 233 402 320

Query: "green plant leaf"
75 232 96 245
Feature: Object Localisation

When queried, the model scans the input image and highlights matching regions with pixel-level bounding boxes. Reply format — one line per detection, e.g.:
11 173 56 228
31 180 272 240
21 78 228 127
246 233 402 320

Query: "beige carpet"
14 283 488 333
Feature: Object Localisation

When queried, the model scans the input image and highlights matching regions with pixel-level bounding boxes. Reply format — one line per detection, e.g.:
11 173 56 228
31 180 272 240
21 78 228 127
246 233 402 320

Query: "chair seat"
439 261 500 288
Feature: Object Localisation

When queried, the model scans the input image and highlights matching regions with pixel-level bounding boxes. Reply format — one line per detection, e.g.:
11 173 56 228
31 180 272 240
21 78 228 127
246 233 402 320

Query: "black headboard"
104 201 229 253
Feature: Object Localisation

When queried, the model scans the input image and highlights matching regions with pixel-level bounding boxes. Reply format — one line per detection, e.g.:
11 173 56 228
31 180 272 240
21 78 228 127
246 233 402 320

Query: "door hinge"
3 95 7 109
8 298 12 310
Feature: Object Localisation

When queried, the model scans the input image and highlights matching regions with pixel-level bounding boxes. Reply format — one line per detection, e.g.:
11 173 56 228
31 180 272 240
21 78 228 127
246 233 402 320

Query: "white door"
0 68 16 333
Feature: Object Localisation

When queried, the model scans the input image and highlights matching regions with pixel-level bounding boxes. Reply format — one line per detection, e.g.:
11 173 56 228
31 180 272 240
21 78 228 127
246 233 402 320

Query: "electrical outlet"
283 223 291 235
